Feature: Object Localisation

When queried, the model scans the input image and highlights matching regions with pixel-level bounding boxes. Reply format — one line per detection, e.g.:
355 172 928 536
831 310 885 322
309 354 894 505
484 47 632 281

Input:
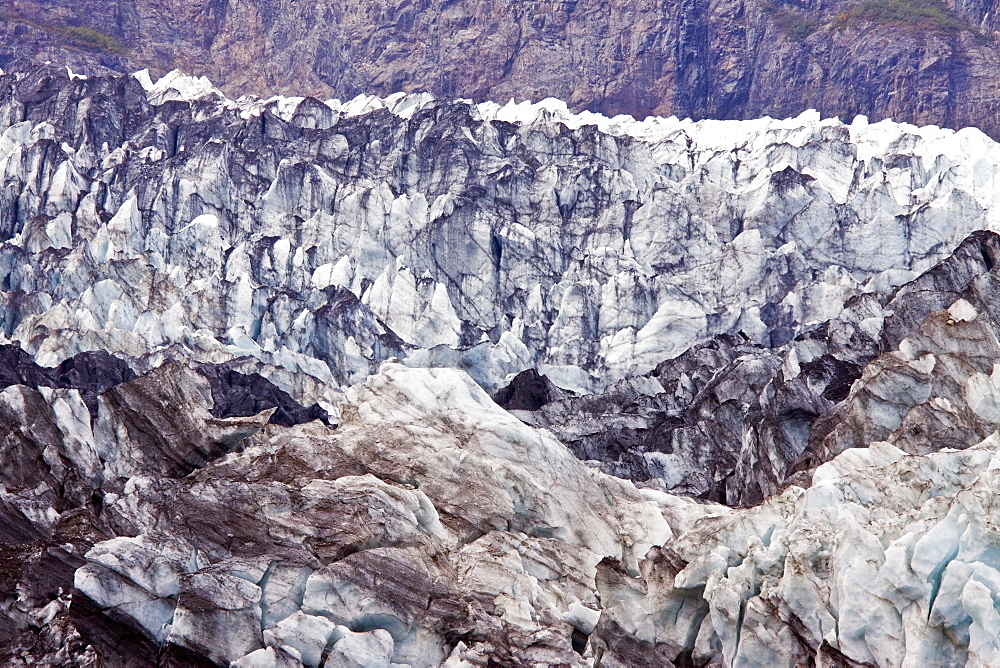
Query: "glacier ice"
4 65 1000 665
4 67 1000 397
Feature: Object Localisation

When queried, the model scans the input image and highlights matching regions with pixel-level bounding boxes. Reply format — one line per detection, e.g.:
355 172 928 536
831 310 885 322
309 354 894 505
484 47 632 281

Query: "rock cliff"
3 0 1000 135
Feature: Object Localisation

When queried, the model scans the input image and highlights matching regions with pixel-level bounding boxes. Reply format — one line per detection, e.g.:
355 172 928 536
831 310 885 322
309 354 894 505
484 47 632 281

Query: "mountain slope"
3 0 1000 135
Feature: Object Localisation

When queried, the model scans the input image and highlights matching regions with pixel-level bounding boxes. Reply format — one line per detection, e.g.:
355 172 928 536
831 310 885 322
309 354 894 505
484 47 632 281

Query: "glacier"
4 66 1000 400
4 65 1000 665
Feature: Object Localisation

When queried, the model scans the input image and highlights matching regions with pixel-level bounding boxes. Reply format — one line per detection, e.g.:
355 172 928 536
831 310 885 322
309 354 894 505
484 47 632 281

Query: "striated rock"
93 362 274 480
0 342 328 428
14 363 669 665
5 349 1000 664
0 344 135 415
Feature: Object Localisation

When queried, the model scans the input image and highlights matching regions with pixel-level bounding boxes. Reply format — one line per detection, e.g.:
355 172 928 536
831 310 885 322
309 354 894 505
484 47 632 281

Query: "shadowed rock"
0 345 327 428
492 368 568 412
196 363 330 427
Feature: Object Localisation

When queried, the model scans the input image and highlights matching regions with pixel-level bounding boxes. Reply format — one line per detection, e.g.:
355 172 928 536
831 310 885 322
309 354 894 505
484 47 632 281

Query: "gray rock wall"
4 0 1000 135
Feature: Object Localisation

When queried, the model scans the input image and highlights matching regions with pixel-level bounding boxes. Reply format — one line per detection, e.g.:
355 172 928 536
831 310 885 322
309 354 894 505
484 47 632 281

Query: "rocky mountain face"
4 0 1000 136
6 66 1000 665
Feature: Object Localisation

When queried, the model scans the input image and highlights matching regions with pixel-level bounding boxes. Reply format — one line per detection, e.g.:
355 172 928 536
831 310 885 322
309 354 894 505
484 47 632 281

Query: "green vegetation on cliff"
835 0 981 35
763 3 822 40
765 0 988 43
59 25 128 55
0 13 128 55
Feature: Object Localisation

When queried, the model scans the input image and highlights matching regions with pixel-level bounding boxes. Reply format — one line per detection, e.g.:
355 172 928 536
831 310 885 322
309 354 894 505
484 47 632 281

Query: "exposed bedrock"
6 0 1000 138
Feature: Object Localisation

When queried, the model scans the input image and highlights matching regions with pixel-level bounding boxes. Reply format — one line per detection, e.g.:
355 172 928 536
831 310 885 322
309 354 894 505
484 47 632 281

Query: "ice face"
3 67 1000 399
7 66 1000 665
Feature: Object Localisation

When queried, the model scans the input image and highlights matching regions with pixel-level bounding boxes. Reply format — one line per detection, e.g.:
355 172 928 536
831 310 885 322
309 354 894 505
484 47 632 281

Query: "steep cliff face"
3 0 1000 135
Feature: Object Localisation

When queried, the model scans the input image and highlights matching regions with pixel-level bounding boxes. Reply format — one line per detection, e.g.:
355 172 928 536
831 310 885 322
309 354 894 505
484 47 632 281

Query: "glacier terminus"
2 65 1000 666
